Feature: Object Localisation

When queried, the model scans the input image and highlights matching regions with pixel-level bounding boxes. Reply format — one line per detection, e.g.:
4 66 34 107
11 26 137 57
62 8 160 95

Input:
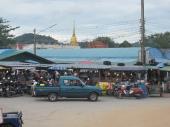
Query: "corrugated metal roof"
0 49 25 60
37 48 140 58
0 49 55 64
147 48 170 62
0 49 11 54
147 48 164 59
160 66 170 71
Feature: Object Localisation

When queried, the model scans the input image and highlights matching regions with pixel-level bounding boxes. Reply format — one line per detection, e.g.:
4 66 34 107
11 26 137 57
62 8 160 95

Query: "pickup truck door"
60 79 89 97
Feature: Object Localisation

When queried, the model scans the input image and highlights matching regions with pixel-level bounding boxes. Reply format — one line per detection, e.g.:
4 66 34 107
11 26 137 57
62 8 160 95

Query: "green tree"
119 40 132 47
145 32 170 48
0 18 19 48
78 41 88 48
94 37 116 47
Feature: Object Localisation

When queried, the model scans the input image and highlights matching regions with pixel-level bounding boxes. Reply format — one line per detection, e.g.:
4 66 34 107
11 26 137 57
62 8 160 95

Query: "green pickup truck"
33 76 102 102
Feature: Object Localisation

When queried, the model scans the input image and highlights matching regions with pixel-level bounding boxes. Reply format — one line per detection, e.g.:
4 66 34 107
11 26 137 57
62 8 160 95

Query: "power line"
37 24 57 34
33 24 57 55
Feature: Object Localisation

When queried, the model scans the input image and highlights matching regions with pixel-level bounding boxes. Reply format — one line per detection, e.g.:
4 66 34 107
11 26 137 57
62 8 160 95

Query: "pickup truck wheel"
89 93 98 101
48 93 57 102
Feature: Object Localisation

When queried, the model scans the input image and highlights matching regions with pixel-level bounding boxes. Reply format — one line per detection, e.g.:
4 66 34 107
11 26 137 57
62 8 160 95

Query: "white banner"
0 108 3 124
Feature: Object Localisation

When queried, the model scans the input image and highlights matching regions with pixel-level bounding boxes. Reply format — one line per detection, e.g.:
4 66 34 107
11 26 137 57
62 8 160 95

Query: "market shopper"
138 80 148 97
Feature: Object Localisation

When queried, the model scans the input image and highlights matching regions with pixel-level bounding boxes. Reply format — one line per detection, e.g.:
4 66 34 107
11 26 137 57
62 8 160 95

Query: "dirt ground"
1 95 170 127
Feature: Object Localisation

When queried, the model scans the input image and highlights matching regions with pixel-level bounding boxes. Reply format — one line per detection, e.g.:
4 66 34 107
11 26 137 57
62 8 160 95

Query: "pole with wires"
33 24 57 55
140 0 146 64
33 28 36 55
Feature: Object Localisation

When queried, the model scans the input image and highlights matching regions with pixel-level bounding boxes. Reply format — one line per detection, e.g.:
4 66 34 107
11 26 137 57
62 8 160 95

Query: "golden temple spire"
73 21 75 35
70 21 78 46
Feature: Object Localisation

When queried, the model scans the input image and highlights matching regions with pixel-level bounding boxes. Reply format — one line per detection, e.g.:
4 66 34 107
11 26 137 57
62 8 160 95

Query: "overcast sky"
0 0 170 43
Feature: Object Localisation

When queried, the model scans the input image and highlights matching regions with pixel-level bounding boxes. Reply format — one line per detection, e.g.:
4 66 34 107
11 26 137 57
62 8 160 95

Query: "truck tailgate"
34 86 59 96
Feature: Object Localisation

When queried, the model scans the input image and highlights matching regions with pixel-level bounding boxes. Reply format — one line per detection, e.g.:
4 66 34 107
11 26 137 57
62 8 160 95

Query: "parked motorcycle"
0 77 24 97
0 82 4 96
115 84 144 99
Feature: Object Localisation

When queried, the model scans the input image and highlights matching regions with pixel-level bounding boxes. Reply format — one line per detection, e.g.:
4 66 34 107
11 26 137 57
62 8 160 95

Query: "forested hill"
14 33 59 44
14 32 170 48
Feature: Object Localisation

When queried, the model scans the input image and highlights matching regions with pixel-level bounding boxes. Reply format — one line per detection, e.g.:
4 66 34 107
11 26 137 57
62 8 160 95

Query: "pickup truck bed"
34 86 60 96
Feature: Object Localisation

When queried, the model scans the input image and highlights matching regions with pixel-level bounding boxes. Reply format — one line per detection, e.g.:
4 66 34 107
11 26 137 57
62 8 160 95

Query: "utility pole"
33 24 57 55
33 28 36 55
140 0 145 64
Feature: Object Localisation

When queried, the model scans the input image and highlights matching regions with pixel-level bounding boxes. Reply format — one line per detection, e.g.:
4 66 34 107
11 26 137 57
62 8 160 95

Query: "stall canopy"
160 66 170 72
0 61 53 70
49 64 111 70
0 61 35 70
110 66 147 71
49 64 149 71
0 66 10 70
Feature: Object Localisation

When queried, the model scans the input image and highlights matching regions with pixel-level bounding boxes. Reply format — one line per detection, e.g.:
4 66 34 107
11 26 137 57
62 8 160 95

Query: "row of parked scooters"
0 77 26 97
113 83 148 98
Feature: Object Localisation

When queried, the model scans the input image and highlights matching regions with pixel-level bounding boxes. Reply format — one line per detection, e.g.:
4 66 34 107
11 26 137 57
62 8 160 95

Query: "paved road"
1 95 170 127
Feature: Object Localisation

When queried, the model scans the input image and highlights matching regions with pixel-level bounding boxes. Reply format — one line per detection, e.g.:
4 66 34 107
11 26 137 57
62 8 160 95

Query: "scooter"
116 84 144 99
0 82 4 96
0 77 12 97
113 85 121 97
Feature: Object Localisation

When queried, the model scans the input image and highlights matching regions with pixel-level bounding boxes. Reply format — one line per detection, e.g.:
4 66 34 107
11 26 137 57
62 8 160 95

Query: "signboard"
0 108 3 124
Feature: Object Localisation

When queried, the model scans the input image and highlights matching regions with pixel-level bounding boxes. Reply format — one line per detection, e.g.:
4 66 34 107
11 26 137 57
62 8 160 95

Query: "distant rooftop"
1 47 170 64
33 47 140 63
0 49 54 64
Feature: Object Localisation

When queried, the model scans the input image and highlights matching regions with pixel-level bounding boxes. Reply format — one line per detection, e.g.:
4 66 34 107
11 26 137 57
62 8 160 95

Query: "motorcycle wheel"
134 94 142 99
6 92 12 97
106 90 113 96
118 93 122 99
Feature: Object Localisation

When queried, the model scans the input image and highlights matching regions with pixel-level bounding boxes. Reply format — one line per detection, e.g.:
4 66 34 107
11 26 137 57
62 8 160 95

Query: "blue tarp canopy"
156 62 165 68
